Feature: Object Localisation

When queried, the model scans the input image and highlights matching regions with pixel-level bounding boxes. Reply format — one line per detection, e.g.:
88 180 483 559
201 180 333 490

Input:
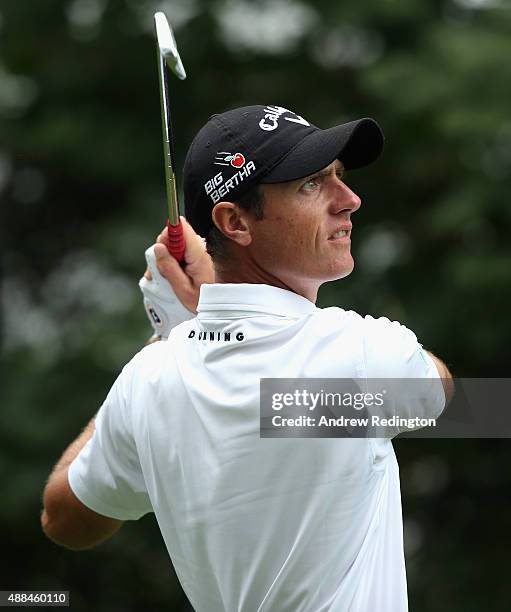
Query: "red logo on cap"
230 153 245 168
214 152 246 168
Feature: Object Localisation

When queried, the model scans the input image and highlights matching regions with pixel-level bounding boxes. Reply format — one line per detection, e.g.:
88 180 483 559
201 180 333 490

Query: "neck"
213 252 319 303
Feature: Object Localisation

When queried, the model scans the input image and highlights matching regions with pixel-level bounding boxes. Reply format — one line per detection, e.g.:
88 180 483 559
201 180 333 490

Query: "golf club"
154 11 186 263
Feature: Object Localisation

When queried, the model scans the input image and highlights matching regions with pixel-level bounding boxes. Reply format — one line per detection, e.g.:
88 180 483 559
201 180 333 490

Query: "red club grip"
164 219 186 263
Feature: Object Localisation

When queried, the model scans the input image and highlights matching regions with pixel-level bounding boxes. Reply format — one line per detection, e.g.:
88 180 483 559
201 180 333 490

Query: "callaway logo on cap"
184 104 384 237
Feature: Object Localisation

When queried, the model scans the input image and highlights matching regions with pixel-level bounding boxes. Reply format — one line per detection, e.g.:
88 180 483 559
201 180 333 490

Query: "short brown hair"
206 186 265 263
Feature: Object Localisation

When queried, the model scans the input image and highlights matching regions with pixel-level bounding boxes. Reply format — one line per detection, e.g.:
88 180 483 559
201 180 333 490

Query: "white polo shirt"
69 283 444 612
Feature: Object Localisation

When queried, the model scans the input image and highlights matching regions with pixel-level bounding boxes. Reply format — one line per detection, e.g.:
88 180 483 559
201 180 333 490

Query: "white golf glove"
139 245 195 339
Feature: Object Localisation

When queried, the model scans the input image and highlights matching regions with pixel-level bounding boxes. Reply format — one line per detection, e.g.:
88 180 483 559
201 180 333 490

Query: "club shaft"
156 47 180 226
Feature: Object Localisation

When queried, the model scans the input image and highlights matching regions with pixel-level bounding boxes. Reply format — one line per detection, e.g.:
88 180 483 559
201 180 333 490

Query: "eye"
336 170 345 181
301 177 320 191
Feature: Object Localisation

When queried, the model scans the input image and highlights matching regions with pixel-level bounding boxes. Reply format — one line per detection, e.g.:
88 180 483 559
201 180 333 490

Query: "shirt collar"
197 283 318 318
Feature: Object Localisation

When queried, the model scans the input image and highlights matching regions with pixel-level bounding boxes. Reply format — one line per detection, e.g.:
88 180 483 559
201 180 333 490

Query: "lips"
328 225 352 240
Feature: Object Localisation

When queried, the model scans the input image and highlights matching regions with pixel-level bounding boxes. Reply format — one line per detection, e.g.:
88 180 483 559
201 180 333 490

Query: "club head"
154 12 186 80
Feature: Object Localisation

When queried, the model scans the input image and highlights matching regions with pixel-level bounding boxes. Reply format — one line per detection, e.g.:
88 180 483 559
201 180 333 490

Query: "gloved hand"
139 217 215 339
139 244 195 339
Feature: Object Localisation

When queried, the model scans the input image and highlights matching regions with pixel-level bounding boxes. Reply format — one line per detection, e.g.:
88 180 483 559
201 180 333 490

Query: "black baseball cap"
184 104 384 237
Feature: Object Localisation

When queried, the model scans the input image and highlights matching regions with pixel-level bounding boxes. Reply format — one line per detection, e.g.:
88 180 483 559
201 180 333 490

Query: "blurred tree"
1 0 510 610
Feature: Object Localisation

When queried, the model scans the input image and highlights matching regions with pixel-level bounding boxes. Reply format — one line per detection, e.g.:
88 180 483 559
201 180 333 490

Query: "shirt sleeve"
361 315 446 437
68 358 152 520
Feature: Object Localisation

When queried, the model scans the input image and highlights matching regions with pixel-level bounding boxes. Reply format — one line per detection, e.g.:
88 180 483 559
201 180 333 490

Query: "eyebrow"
306 164 345 181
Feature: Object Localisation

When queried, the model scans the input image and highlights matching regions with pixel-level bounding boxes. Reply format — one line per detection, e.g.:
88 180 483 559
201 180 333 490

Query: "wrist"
146 333 163 345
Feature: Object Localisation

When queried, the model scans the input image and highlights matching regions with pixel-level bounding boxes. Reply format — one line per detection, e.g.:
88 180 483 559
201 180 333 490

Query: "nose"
330 179 361 215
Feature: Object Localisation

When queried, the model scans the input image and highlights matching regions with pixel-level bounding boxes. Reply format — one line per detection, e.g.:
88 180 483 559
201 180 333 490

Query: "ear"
211 202 253 247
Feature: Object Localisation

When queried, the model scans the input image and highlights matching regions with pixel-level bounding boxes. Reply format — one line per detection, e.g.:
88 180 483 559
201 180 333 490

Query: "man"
42 105 452 611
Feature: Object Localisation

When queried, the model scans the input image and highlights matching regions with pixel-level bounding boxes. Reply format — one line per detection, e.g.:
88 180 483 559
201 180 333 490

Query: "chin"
327 256 354 281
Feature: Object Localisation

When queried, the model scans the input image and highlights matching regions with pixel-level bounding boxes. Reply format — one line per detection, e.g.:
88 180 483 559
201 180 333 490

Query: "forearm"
41 419 96 537
49 418 95 475
41 415 122 550
426 351 455 405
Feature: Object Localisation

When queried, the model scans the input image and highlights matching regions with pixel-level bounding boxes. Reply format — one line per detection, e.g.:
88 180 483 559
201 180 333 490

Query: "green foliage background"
1 0 510 610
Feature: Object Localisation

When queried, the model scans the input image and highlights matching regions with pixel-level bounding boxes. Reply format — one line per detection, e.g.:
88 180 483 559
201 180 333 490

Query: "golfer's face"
250 160 361 285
